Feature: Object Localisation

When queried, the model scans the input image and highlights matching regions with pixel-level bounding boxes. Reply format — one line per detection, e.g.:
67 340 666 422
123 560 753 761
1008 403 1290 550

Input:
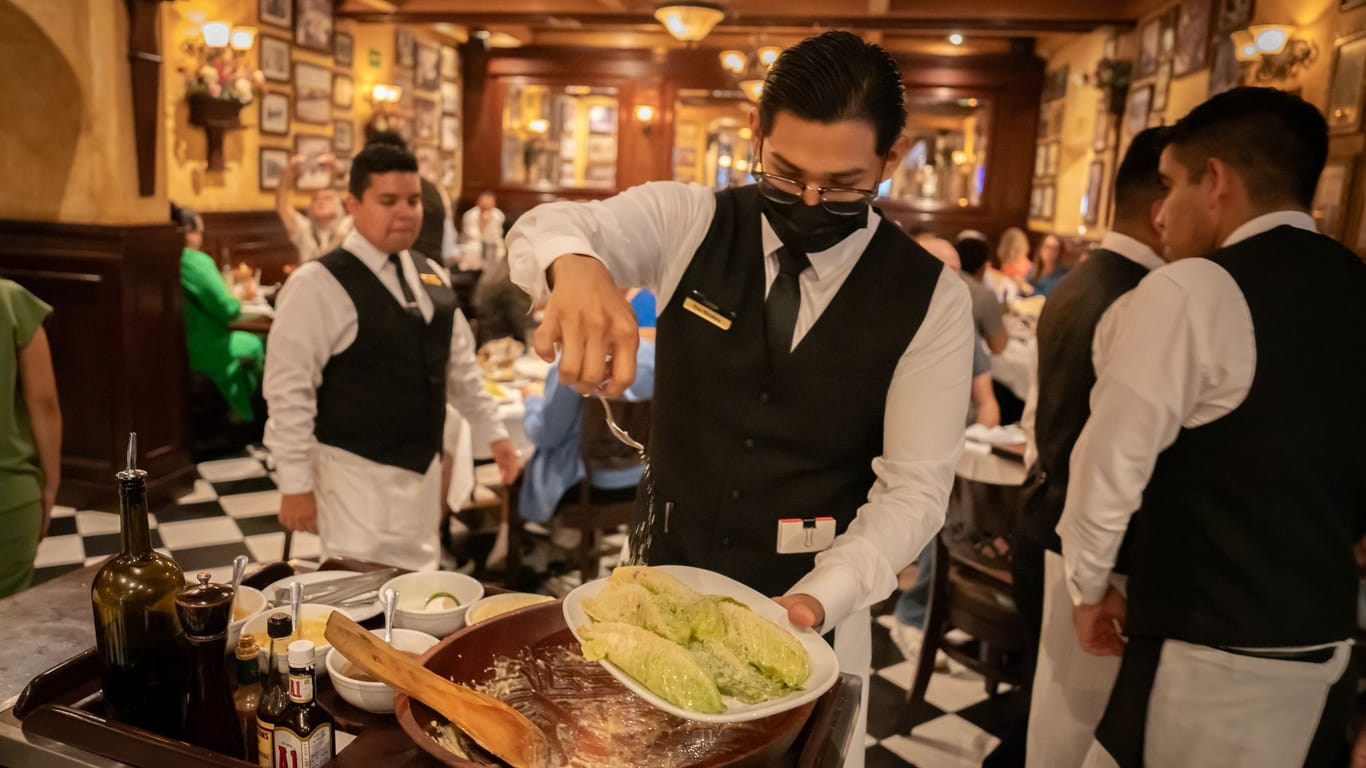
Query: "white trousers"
314 444 443 571
1026 550 1124 768
832 607 871 768
1079 639 1349 768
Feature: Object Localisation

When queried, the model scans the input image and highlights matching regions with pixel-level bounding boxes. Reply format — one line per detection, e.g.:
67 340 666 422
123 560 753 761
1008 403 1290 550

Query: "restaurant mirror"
501 84 620 190
886 93 990 209
672 89 754 189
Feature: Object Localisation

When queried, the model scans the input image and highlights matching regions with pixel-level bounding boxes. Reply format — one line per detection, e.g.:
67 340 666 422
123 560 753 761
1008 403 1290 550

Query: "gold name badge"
419 273 444 286
683 296 733 331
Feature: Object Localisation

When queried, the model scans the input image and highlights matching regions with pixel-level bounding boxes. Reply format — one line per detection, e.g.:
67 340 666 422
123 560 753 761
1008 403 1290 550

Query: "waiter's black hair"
348 143 419 198
955 236 990 276
364 127 409 150
1164 86 1327 209
759 30 907 156
1113 126 1168 221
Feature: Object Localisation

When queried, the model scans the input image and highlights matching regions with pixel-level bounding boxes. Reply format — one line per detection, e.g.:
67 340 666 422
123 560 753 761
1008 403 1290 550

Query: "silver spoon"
229 554 248 599
290 580 303 637
594 393 645 455
382 588 397 644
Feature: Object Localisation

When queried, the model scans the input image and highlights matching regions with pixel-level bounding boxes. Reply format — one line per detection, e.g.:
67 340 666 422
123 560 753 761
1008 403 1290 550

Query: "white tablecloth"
956 440 1027 486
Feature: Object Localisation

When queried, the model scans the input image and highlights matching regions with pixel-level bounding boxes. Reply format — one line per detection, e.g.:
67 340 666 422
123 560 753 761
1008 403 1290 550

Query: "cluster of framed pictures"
392 27 463 188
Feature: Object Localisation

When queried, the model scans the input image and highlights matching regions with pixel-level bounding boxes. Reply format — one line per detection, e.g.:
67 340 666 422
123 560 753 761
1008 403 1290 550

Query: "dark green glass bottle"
91 433 187 737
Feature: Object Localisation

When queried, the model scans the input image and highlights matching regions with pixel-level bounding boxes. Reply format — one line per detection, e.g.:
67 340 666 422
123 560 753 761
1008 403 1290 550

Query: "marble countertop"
0 564 97 706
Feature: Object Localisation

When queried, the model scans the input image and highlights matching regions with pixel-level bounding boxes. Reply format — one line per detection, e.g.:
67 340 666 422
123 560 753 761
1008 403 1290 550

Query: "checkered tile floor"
30 452 1023 767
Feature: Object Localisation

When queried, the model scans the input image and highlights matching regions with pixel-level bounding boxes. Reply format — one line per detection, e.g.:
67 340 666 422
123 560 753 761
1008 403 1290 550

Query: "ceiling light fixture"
654 3 725 43
948 33 964 46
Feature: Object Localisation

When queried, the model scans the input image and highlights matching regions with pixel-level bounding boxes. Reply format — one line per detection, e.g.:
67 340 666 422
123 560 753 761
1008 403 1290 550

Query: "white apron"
832 607 871 768
313 444 443 571
1026 550 1124 768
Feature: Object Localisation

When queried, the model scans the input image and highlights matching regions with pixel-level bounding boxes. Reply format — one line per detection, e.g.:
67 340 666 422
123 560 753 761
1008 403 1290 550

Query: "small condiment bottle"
271 640 335 768
234 633 263 764
257 613 293 768
175 571 247 759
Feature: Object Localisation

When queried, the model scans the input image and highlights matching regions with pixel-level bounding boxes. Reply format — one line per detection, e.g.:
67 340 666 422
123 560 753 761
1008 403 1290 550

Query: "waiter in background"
507 31 974 767
265 143 521 571
1059 87 1366 767
1012 127 1171 767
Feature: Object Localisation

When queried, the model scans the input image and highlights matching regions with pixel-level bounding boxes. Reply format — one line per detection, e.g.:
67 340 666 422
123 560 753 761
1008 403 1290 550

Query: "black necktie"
765 246 810 368
388 253 423 320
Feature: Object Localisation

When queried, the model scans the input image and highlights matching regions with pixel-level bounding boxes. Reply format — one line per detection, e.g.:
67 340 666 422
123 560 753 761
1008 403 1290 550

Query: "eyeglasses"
751 141 880 216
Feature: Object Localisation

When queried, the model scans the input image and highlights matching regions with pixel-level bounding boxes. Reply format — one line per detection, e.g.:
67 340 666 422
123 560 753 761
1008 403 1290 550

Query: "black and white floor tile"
31 452 1023 768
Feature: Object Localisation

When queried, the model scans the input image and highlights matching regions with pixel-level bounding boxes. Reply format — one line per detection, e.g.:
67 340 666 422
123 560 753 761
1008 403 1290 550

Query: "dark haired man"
264 143 521 571
1008 127 1172 767
507 31 974 765
1059 88 1366 767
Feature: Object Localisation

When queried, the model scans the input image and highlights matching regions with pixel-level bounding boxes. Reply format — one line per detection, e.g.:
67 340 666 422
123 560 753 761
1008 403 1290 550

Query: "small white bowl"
380 572 484 638
240 603 339 676
465 593 555 626
326 628 439 713
228 586 267 651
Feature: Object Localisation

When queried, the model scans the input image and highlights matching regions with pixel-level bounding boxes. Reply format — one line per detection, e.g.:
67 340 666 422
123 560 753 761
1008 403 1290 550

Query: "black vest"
314 248 456 474
1020 248 1149 552
1126 226 1366 647
413 178 445 265
639 186 945 597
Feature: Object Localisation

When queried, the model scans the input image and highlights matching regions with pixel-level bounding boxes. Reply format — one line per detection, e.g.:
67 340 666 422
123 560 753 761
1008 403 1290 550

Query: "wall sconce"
201 21 231 49
634 104 657 133
527 118 550 134
229 26 257 52
1230 25 1318 83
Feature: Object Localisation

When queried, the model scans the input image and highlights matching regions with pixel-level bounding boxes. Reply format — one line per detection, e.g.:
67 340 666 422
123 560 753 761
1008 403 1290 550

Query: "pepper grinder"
176 571 248 759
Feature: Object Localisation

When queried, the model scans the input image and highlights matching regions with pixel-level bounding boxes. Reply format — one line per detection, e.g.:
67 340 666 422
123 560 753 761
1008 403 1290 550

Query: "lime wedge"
425 591 461 607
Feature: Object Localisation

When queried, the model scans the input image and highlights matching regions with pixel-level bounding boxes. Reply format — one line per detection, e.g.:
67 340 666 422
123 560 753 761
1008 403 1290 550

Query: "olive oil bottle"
90 433 187 737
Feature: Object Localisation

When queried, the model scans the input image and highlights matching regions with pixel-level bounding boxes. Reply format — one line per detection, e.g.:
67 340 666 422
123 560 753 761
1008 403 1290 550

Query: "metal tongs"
269 567 399 607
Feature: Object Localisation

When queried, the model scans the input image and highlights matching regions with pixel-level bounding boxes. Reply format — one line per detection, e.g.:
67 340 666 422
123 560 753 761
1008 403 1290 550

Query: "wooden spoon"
324 611 551 768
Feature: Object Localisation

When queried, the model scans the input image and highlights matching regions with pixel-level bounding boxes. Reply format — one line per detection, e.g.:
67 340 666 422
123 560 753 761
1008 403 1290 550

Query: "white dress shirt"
507 181 974 630
1021 231 1167 470
264 229 509 495
1057 211 1317 606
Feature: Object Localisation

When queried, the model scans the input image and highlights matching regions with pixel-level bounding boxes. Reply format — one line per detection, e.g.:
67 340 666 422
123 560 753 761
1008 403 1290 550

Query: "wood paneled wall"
459 43 1043 240
0 220 195 509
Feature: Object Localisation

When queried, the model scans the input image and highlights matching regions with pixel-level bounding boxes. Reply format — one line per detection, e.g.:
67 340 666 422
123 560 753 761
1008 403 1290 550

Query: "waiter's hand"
279 492 319 534
534 254 638 397
491 438 522 486
773 594 825 631
1073 585 1127 656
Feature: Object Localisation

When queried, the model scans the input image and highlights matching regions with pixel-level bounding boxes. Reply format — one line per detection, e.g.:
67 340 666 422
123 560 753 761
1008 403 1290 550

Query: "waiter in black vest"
507 32 975 765
264 143 521 570
1012 127 1171 766
1058 88 1366 767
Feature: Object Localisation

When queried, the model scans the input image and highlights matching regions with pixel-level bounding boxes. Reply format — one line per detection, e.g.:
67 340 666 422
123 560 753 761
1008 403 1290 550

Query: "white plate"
263 570 384 623
563 565 840 724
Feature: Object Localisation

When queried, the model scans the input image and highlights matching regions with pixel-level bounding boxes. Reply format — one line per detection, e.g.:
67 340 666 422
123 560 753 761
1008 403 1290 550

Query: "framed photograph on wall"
1208 37 1242 96
1311 159 1352 239
415 98 439 144
333 74 354 109
1139 17 1161 78
294 134 334 190
440 80 459 114
1159 5 1178 61
1174 0 1214 77
1041 184 1056 220
1084 160 1105 226
333 156 351 190
1153 60 1173 113
1328 36 1366 133
260 92 290 135
294 0 333 54
440 46 458 80
416 45 440 92
294 62 332 124
1093 101 1111 152
259 0 291 29
415 145 440 184
1044 141 1059 176
441 156 459 191
1034 144 1048 178
1030 186 1042 219
440 115 459 151
1217 0 1254 33
587 103 616 134
335 32 353 68
395 28 416 69
1125 84 1153 138
260 35 291 83
333 119 354 153
259 147 289 191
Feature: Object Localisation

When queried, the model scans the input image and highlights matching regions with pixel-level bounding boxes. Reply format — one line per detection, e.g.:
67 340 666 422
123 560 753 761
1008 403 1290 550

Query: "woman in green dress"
175 205 264 422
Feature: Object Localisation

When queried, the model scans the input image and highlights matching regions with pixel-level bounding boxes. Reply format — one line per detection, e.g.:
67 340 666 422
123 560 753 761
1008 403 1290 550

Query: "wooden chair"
505 397 651 587
900 476 1030 733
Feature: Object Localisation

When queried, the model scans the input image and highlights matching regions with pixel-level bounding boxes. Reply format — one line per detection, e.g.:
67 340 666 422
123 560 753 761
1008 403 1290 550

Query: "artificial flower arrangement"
182 49 265 105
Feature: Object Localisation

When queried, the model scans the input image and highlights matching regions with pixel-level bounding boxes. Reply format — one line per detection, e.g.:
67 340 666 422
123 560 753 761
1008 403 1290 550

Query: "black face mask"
760 195 868 254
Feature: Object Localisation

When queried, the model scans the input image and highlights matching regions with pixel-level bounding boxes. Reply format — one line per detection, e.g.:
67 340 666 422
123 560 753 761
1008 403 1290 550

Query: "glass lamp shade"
654 3 725 43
